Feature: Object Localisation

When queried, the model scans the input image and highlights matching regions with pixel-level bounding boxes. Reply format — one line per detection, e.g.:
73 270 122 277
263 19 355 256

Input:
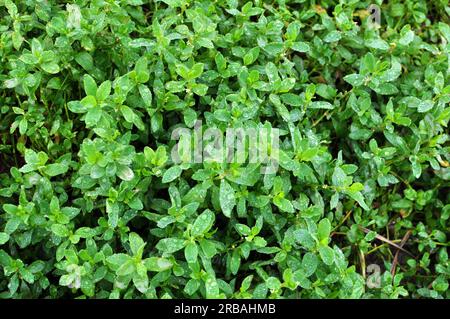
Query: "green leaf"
309 101 334 109
144 257 173 272
302 252 318 277
346 190 369 211
243 47 260 66
184 242 198 263
273 196 294 213
318 245 335 266
191 210 215 237
344 74 365 87
68 101 87 113
219 179 236 218
51 224 69 237
418 100 434 113
120 105 136 123
291 41 310 53
199 239 217 258
230 250 241 275
19 118 27 135
96 81 111 101
365 38 390 51
281 93 302 106
323 30 341 43
120 105 144 130
192 83 208 96
265 62 279 83
379 58 402 82
162 166 182 183
264 42 284 55
160 0 184 8
116 165 135 181
117 260 135 276
43 163 69 177
81 96 97 110
139 84 152 108
184 279 201 295
270 94 291 122
135 57 150 83
286 22 301 41
295 229 315 250
372 83 398 95
41 62 60 74
188 63 204 80
133 270 148 293
235 224 251 236
317 218 331 244
399 25 415 46
83 75 97 96
75 52 94 71
156 238 186 254
129 232 145 256
266 277 281 290
204 274 220 298
0 233 9 245
2 204 18 215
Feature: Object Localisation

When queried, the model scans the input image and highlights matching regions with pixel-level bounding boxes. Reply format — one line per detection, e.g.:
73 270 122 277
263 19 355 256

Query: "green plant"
0 0 449 299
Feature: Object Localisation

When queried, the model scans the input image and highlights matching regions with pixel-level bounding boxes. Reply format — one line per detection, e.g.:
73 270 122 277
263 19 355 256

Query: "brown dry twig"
358 225 415 258
390 230 412 276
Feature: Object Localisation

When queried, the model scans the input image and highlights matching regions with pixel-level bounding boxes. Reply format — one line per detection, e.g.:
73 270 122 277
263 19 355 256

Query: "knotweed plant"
0 0 449 299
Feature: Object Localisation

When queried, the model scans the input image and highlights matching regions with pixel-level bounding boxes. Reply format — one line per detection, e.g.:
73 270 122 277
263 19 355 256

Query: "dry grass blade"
358 226 415 258
390 230 412 275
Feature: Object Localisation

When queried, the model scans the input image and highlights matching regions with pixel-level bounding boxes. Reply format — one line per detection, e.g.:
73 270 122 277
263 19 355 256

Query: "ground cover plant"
0 0 449 299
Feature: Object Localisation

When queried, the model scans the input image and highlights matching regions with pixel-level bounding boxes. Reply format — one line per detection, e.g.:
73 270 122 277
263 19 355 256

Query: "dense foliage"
0 0 449 299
